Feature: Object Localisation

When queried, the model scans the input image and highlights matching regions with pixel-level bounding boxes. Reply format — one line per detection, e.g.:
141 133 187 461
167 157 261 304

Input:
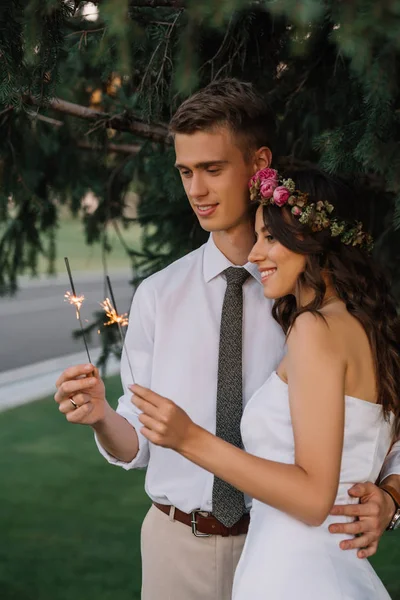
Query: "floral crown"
249 168 374 253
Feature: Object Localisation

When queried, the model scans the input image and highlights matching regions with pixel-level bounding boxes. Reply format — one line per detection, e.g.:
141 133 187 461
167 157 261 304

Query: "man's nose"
189 173 208 198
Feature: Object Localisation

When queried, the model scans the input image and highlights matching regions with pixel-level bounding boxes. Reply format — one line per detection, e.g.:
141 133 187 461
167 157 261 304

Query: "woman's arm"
132 312 346 526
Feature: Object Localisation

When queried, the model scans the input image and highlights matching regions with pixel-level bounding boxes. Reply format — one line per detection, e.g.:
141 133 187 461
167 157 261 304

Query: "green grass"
37 211 142 275
0 376 399 600
0 376 150 600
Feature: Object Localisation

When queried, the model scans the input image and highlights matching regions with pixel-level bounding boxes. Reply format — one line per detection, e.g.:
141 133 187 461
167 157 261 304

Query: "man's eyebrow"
174 160 229 169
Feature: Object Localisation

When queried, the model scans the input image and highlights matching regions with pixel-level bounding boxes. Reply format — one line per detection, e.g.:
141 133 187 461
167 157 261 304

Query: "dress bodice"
241 372 393 506
234 372 393 599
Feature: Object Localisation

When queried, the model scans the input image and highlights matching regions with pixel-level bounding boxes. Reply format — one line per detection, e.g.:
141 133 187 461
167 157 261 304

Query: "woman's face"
248 206 307 299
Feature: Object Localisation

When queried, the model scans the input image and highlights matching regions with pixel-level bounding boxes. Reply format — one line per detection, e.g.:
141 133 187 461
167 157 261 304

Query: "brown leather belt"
153 503 250 537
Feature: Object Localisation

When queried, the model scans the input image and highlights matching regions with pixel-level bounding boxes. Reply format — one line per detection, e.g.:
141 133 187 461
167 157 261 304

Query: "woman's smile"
259 267 277 284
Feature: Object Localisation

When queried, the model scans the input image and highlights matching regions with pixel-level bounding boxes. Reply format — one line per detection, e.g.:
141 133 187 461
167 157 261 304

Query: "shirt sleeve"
379 440 400 482
95 279 155 470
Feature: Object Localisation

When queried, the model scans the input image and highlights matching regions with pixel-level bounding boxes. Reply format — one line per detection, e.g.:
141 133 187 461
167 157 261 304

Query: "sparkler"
100 298 129 328
100 275 134 382
64 257 92 364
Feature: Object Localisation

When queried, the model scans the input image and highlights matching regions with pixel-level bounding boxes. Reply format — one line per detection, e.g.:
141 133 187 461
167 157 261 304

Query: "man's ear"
252 146 272 173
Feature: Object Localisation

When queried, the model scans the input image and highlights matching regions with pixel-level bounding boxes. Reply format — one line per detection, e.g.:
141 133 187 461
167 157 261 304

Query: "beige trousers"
141 505 247 600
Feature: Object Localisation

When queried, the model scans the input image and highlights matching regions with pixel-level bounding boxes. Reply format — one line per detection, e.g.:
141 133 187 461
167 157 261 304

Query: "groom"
55 79 400 600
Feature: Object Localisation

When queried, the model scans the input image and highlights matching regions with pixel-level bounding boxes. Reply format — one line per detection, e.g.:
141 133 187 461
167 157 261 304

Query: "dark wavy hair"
261 167 400 438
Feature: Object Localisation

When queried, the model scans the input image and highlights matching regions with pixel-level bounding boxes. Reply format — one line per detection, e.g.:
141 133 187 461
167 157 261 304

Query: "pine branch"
91 0 186 7
27 110 64 127
127 0 263 9
65 27 106 39
77 140 141 154
0 107 14 118
25 110 142 154
27 96 169 143
131 0 185 6
127 0 261 8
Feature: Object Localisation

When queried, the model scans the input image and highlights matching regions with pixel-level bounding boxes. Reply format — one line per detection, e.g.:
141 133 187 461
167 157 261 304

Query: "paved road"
0 272 134 373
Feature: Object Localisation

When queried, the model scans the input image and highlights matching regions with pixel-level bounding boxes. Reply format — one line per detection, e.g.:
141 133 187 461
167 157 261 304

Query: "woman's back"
293 301 378 404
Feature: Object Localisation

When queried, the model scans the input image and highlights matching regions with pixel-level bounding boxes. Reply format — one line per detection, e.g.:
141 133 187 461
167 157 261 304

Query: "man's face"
174 127 268 233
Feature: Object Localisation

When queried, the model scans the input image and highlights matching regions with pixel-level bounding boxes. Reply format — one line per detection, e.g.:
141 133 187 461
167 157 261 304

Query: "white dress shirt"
380 441 400 482
96 235 285 512
96 235 400 511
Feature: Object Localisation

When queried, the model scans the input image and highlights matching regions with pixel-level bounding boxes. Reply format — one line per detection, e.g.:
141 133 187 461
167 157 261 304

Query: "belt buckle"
191 510 212 537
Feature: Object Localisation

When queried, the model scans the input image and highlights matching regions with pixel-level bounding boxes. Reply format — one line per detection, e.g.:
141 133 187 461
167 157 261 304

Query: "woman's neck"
296 281 339 309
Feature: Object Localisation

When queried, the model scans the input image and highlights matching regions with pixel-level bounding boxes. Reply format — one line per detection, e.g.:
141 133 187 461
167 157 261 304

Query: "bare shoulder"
287 311 339 356
288 311 331 340
284 311 347 387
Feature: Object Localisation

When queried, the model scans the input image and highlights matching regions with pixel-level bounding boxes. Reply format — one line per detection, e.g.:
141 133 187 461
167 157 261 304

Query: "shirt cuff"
94 408 150 470
379 441 400 482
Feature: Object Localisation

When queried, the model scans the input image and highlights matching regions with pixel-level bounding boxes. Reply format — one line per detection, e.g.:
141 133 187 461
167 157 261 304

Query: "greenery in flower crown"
249 168 374 253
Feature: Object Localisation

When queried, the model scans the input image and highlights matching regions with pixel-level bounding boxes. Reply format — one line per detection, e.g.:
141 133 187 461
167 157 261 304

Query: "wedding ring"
69 397 78 409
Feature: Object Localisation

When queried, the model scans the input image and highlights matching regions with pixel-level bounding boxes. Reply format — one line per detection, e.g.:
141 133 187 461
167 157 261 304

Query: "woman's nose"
248 238 264 264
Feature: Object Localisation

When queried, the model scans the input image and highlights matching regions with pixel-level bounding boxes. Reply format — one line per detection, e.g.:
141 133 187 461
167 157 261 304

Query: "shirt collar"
203 234 262 284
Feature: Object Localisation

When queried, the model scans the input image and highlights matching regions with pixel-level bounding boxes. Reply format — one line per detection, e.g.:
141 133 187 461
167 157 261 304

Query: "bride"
132 167 400 599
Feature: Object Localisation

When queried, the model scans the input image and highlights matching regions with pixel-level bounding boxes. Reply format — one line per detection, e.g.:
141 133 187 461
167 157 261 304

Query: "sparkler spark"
100 275 135 383
100 298 129 327
64 291 85 318
64 257 92 364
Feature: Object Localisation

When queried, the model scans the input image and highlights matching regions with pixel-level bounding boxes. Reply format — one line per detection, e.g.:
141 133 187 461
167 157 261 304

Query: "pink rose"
291 205 303 217
272 186 290 207
260 179 278 199
256 168 278 183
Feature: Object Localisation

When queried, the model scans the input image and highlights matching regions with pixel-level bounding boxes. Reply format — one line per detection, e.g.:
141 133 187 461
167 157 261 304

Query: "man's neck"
212 221 255 266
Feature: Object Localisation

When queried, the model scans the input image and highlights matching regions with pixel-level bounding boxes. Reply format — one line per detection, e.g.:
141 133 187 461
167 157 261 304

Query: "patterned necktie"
212 266 250 527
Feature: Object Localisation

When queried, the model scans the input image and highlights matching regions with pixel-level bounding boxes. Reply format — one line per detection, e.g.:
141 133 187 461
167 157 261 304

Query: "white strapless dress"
233 372 393 599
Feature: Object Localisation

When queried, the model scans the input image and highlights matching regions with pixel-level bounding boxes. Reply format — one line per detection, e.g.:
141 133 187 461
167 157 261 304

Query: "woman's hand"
131 384 197 451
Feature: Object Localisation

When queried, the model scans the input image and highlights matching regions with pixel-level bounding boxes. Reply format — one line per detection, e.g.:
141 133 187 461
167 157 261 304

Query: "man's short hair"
169 78 276 159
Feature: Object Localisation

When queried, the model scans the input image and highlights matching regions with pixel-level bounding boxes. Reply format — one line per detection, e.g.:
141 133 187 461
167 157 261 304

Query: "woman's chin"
262 282 292 300
262 285 280 300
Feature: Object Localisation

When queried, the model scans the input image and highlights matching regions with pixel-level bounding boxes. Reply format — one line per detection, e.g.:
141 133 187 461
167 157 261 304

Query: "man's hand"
55 364 108 426
328 482 395 558
131 384 197 451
